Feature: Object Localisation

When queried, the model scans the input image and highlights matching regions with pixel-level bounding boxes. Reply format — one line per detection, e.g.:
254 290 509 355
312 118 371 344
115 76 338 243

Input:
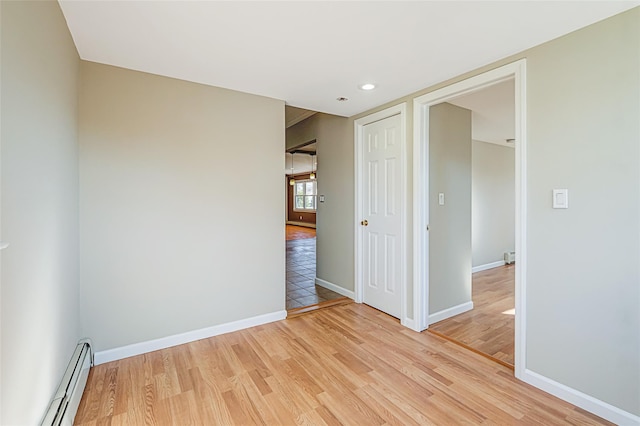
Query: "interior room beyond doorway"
426 78 516 368
286 225 342 310
284 107 350 314
430 264 515 366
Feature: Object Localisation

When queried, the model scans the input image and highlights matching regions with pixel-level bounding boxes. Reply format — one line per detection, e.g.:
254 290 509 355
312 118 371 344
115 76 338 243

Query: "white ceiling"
58 1 638 117
448 79 515 147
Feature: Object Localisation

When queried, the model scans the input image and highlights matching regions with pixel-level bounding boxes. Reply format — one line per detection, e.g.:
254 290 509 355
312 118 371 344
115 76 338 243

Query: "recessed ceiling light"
359 83 376 91
336 97 349 102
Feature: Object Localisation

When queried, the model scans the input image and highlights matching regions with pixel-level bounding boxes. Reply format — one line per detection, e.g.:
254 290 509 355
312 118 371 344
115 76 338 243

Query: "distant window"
293 179 317 212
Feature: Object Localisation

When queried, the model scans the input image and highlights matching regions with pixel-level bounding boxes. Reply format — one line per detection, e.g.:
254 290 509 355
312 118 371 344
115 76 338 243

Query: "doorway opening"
284 108 347 314
413 60 527 378
427 79 516 369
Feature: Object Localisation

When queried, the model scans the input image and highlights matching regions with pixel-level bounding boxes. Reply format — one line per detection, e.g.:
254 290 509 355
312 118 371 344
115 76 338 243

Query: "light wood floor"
75 303 610 425
430 264 515 366
286 225 316 241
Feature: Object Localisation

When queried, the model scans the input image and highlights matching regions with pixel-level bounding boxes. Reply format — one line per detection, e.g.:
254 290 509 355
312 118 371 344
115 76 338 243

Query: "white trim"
521 370 640 426
412 90 429 332
428 301 474 325
513 60 528 381
315 277 355 299
471 260 506 273
354 103 409 328
413 60 527 380
94 310 287 365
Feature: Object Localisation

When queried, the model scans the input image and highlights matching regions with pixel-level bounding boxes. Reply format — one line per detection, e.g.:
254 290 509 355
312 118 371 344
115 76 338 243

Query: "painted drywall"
428 103 472 315
285 152 316 175
286 114 319 151
472 140 515 267
79 62 285 352
285 111 354 291
524 9 639 415
315 114 354 291
0 1 80 424
350 7 639 417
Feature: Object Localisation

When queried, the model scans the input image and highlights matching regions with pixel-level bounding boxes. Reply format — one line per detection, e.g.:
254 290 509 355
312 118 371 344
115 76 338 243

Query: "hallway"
286 225 342 310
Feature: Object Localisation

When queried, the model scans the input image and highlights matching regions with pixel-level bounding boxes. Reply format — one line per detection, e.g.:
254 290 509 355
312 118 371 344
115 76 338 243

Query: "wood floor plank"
75 303 612 425
313 404 342 426
316 387 386 425
355 384 425 426
286 224 316 241
430 264 516 366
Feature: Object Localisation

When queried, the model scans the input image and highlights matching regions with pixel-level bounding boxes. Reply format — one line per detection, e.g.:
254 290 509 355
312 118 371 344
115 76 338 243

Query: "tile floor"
286 228 342 310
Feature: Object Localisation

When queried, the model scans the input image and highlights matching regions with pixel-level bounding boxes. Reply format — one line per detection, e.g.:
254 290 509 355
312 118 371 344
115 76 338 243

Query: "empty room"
1 1 638 425
428 79 517 368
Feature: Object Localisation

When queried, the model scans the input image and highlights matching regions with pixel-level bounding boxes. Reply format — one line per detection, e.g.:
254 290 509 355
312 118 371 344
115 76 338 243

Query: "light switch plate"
319 195 325 203
438 193 445 206
553 189 568 209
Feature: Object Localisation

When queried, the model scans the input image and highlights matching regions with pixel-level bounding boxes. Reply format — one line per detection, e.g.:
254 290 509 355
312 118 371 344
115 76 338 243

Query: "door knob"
360 220 368 226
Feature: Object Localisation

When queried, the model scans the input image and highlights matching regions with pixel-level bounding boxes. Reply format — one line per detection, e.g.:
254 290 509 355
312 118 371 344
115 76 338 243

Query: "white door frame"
354 103 410 328
413 59 527 379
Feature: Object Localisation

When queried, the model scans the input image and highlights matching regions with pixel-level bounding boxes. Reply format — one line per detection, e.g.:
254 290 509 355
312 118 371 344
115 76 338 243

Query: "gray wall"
79 62 285 351
285 112 354 293
0 1 81 424
472 140 515 267
350 7 639 416
315 114 353 291
286 114 319 151
428 103 472 315
525 9 639 415
1 2 637 420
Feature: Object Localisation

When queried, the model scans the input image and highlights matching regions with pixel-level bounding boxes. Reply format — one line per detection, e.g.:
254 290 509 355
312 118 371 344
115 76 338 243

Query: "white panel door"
361 114 402 318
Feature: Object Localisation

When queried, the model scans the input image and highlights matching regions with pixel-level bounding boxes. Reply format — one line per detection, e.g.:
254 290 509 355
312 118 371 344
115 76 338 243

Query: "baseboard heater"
41 339 93 426
504 251 516 264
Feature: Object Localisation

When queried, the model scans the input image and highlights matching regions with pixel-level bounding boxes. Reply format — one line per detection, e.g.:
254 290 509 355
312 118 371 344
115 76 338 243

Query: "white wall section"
428 103 472 316
79 62 285 352
472 140 515 268
525 8 639 416
315 114 354 293
1 2 81 423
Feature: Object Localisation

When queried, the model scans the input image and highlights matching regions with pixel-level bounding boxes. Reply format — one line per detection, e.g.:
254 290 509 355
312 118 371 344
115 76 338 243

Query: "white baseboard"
94 310 287 365
472 260 506 273
315 277 355 299
428 301 474 325
522 369 640 425
286 221 316 228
